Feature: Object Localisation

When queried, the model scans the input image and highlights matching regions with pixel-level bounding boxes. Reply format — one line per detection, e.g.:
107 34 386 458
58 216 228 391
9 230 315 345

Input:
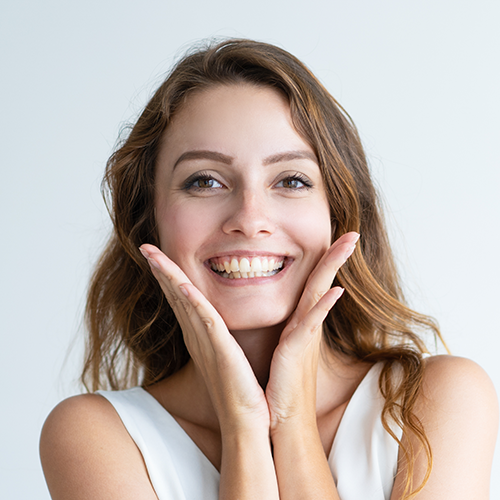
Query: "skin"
40 84 499 500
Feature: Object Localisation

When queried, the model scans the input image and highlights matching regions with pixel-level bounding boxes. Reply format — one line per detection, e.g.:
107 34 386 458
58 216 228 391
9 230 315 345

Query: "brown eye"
276 174 312 190
281 178 302 189
183 174 224 191
197 178 217 188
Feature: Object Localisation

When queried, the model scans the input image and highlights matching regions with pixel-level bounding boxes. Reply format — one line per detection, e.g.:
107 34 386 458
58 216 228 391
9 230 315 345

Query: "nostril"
221 193 276 237
221 215 276 237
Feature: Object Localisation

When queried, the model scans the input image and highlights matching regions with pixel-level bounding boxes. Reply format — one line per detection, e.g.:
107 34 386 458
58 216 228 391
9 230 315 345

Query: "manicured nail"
179 285 189 297
148 258 161 270
139 247 150 259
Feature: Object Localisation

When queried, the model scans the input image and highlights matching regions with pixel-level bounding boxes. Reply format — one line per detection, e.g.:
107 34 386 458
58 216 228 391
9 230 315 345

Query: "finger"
285 287 345 351
287 232 358 331
140 244 204 323
140 244 233 355
142 252 191 323
140 244 193 287
147 265 200 353
177 283 238 355
140 245 212 347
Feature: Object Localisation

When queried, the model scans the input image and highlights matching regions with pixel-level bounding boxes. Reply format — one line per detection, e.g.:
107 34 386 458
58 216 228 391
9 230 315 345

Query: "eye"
275 173 313 190
183 172 224 192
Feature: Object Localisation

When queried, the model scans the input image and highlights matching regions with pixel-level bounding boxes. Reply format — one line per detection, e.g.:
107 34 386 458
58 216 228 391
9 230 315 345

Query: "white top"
97 363 402 500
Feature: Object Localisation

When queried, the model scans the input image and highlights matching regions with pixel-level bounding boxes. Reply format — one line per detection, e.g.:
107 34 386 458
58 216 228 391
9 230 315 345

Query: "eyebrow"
263 150 318 166
173 149 318 170
173 150 233 170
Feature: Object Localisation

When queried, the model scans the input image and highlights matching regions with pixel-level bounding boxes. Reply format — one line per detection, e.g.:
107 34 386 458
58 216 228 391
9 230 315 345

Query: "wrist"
222 425 270 447
270 412 319 443
220 416 270 442
270 408 317 437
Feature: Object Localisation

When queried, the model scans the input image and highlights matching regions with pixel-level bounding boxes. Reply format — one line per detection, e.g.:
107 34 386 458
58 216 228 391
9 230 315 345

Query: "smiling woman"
39 39 498 500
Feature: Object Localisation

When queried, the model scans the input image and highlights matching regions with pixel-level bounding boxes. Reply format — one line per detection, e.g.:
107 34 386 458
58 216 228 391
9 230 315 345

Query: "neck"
229 323 285 387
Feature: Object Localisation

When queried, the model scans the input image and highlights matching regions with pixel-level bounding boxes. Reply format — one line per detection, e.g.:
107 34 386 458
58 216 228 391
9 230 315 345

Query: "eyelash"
182 172 224 192
275 173 313 190
182 171 313 192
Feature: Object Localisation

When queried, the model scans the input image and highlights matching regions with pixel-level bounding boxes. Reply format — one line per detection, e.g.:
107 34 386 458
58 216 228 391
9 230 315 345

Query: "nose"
221 188 276 238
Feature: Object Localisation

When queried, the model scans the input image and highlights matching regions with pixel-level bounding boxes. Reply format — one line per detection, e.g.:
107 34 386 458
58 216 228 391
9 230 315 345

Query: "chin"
218 305 292 333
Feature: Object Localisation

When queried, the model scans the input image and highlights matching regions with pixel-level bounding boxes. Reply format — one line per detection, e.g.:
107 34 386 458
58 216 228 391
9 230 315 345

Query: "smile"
209 255 285 279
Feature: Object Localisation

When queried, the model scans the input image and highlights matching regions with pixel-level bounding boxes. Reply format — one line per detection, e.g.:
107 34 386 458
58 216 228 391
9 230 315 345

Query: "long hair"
83 38 445 498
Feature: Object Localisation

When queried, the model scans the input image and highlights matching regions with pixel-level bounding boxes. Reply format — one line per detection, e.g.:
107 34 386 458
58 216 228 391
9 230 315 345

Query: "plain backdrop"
1 0 499 498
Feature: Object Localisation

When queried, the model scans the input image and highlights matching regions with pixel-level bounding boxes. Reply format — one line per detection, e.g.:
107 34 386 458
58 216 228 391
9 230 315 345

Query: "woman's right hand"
139 244 270 434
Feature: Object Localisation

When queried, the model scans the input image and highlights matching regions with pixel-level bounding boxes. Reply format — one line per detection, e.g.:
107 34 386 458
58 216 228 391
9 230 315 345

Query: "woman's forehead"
158 84 315 167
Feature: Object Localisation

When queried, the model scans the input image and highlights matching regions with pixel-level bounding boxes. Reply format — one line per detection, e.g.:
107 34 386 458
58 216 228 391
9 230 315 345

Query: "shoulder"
420 355 498 413
42 392 120 431
40 393 127 453
417 355 498 440
391 355 498 499
40 393 157 500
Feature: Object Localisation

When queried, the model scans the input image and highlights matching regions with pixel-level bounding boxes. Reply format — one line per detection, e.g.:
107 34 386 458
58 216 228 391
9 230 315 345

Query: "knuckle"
301 316 322 336
201 316 215 333
302 320 317 335
313 290 328 302
179 298 193 314
165 289 179 305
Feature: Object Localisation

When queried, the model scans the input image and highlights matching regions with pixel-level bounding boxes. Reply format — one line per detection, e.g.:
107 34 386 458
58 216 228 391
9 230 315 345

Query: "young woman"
40 39 498 500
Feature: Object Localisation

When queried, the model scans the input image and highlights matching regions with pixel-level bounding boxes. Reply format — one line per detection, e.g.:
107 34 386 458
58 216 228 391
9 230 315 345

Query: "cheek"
287 202 332 256
156 202 211 265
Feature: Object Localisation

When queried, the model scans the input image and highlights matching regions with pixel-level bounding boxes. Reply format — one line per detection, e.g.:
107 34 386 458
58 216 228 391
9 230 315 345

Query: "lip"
203 256 293 286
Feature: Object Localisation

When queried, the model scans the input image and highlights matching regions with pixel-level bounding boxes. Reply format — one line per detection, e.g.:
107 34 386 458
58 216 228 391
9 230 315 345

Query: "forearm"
219 426 279 500
271 419 340 500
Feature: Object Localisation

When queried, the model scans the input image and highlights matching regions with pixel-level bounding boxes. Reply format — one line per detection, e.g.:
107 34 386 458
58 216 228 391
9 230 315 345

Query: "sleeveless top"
97 363 402 500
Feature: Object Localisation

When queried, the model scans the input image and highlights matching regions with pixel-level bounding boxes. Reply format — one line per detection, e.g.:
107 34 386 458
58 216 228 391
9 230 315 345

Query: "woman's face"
155 84 331 332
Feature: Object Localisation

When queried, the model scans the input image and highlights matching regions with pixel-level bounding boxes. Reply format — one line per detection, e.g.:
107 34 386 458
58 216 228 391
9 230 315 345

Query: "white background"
1 0 499 498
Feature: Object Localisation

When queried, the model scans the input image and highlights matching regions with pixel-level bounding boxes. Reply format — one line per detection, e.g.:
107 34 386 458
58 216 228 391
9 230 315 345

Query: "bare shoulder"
41 393 123 438
421 355 498 412
391 355 498 499
40 394 157 500
418 355 498 449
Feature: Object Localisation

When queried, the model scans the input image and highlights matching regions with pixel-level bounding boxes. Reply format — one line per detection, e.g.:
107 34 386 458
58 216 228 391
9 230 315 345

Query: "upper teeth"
210 256 284 278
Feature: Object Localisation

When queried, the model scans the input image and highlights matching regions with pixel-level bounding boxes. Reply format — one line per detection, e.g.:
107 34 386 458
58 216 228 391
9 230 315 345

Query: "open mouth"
209 255 286 279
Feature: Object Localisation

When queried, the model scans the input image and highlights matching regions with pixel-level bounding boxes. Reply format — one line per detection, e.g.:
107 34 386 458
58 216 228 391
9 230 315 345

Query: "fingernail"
343 244 356 260
139 247 150 259
148 257 160 270
179 285 189 297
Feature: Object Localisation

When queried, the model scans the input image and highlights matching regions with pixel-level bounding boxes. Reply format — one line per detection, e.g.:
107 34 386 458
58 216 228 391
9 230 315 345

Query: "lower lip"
204 259 292 287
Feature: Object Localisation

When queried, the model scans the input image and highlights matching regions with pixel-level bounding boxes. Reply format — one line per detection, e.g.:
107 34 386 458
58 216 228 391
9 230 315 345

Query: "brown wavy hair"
83 38 446 498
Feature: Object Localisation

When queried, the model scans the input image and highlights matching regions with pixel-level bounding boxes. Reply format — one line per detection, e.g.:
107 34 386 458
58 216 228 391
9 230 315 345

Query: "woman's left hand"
265 231 359 432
